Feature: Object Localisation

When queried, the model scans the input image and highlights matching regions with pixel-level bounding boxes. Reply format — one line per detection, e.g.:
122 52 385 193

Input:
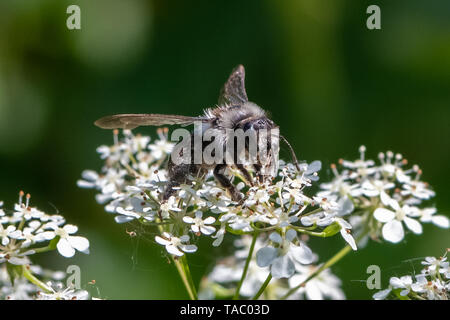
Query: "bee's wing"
94 113 206 129
218 64 249 106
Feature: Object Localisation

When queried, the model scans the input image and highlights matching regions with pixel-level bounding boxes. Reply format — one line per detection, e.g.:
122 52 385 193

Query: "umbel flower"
198 235 344 300
78 129 449 300
318 146 449 245
373 249 450 300
0 264 89 300
0 193 91 300
0 192 89 264
78 129 357 264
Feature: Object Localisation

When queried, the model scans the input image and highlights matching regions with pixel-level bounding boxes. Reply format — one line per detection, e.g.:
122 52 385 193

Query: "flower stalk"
233 231 258 299
173 255 197 300
252 273 272 300
22 265 52 293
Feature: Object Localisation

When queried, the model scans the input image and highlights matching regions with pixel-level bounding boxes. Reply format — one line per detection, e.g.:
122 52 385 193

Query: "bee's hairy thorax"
203 102 268 130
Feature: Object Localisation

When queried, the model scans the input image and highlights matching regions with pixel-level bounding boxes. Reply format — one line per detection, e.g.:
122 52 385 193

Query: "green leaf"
6 262 23 286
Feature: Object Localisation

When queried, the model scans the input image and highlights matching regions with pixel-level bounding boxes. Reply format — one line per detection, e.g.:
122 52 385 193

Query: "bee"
94 65 300 202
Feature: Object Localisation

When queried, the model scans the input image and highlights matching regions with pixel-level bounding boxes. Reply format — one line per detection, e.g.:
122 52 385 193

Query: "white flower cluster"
0 192 89 264
0 264 88 300
0 195 90 300
199 235 345 300
319 146 449 244
373 250 450 300
79 129 358 282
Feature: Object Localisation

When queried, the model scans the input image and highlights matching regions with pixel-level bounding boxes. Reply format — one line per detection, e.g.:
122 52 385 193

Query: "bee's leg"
253 163 264 184
235 164 254 187
213 164 242 202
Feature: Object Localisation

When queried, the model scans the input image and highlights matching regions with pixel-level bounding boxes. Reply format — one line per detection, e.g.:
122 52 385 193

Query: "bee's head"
242 117 277 131
237 117 280 179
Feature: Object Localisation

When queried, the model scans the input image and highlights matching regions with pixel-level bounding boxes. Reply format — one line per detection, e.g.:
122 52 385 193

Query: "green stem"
26 245 53 254
173 255 197 300
252 274 272 300
435 269 444 283
21 236 59 255
233 232 258 300
22 265 52 293
409 291 425 300
153 218 196 300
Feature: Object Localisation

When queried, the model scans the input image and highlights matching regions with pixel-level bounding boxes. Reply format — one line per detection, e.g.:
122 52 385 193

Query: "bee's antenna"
280 135 301 172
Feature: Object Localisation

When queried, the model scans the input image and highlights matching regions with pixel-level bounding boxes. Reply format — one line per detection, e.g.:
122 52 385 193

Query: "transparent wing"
218 64 249 106
94 113 205 129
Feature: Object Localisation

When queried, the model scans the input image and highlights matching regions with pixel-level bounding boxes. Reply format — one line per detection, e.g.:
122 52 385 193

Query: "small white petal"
115 215 135 223
382 220 404 243
389 277 404 288
432 215 449 228
300 216 314 226
200 225 216 235
8 257 30 265
2 237 10 246
194 211 203 219
82 170 99 180
305 282 323 300
63 224 78 234
57 238 75 258
203 216 216 225
380 191 392 206
269 232 283 244
373 288 391 300
291 243 315 264
374 208 395 223
68 236 90 253
403 217 422 234
36 231 56 241
271 255 295 279
155 236 170 246
389 199 400 211
256 247 277 267
181 244 198 253
182 216 194 224
340 229 357 251
306 160 322 173
339 197 354 215
166 245 184 256
8 230 22 239
179 235 190 242
77 180 95 188
285 229 297 242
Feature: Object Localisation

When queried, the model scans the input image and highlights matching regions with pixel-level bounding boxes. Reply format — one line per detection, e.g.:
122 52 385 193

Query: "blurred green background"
0 0 449 299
